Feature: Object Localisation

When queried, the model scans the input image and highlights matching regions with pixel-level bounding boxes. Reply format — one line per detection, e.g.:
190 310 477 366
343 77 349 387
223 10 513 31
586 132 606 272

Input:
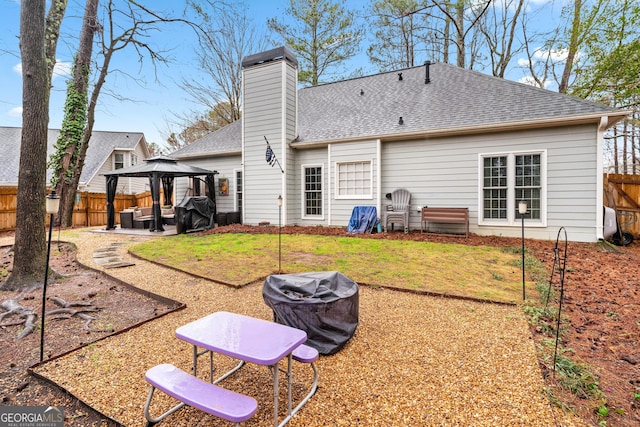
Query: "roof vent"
398 72 403 81
360 89 364 95
398 116 404 125
424 61 431 84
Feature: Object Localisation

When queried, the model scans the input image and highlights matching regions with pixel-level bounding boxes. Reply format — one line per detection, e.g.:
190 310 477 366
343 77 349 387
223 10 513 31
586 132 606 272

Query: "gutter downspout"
327 144 332 226
376 139 382 218
596 116 608 240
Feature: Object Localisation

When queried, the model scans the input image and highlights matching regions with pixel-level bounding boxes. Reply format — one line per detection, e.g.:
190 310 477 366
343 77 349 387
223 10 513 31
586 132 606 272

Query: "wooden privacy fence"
604 174 640 237
3 175 640 235
0 187 154 231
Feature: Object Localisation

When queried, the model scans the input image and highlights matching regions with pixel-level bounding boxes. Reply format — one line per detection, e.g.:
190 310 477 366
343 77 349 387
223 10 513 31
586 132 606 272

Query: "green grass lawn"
130 233 536 304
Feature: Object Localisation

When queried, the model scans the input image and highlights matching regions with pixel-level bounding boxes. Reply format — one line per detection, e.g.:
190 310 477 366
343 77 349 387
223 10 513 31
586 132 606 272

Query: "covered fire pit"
263 271 359 355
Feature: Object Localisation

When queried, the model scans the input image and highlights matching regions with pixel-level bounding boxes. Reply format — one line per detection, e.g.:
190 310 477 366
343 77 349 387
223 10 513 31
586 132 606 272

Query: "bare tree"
50 0 210 227
477 0 526 78
50 0 99 227
169 5 269 148
367 0 427 71
3 0 68 291
429 0 492 69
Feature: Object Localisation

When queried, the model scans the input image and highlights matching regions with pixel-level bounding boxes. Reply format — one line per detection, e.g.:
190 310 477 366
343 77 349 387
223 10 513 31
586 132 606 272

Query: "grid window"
481 152 544 224
483 156 507 219
236 170 243 213
114 153 124 169
337 161 372 198
515 154 541 220
304 166 322 216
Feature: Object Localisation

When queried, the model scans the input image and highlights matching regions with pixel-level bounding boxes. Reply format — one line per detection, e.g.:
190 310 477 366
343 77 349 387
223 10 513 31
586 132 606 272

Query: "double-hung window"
114 153 124 169
303 165 323 218
336 160 372 199
480 151 545 225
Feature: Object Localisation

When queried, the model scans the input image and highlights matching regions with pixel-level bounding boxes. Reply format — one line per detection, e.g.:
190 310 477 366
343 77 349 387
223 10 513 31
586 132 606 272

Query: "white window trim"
113 152 124 170
477 150 547 227
301 163 324 220
335 159 373 200
234 169 242 212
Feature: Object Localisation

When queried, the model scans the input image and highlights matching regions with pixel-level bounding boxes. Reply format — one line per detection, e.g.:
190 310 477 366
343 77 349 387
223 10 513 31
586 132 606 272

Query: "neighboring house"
171 46 629 242
0 126 150 194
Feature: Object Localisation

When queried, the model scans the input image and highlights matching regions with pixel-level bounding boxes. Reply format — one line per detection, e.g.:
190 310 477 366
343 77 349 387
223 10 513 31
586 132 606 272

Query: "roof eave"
292 112 631 148
172 149 241 160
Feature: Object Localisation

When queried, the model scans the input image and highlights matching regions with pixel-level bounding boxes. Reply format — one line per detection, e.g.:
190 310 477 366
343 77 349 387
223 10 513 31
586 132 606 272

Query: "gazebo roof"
103 155 216 177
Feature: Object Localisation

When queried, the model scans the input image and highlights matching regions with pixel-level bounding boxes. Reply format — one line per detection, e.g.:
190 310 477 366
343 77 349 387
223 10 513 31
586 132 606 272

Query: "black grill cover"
263 271 359 355
175 196 215 234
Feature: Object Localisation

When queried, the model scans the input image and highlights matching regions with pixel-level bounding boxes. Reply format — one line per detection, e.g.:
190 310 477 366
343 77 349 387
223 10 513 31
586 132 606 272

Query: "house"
170 46 629 242
0 126 150 194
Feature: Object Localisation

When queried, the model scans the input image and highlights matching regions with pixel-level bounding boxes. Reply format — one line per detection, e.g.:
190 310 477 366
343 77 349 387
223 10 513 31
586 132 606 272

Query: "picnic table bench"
421 207 469 238
144 363 258 426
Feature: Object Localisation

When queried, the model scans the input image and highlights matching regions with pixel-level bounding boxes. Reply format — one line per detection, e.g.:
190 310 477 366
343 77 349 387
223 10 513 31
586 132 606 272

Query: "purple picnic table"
175 311 308 427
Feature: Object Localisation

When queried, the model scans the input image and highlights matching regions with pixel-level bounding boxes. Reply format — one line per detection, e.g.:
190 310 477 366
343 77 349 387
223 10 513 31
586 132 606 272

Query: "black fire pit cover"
263 271 359 355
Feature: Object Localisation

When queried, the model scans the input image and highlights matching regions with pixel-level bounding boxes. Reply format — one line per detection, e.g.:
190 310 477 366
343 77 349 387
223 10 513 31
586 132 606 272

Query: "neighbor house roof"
0 126 147 186
172 61 628 157
170 120 241 159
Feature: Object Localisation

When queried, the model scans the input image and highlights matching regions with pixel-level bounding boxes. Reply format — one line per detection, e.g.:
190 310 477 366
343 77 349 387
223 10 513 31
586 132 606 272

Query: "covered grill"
263 271 359 355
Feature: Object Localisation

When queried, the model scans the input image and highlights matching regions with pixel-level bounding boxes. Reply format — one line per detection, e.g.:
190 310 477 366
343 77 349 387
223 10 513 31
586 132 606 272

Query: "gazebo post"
149 173 164 232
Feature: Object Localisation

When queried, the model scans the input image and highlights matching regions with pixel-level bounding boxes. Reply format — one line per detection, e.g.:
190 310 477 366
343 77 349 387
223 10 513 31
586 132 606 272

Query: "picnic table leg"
144 385 186 425
272 361 279 427
287 353 293 415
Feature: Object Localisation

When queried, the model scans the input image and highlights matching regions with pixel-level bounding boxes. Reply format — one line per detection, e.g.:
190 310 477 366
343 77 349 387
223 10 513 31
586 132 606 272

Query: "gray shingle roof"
172 62 621 155
0 127 146 185
171 120 241 158
295 62 619 144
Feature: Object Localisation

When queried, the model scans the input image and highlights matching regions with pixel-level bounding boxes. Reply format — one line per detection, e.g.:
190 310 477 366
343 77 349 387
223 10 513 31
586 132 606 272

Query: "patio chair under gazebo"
103 156 218 232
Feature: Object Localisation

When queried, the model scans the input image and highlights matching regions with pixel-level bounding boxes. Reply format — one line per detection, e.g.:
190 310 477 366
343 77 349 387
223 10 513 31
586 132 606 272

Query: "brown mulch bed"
1 225 639 426
0 237 180 426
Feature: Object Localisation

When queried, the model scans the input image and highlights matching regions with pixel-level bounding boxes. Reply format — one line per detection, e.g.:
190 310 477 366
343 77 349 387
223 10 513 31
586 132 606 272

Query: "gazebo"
103 156 218 232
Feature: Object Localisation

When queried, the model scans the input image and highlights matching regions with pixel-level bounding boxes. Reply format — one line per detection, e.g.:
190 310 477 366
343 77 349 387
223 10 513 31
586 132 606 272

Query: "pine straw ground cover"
29 229 587 427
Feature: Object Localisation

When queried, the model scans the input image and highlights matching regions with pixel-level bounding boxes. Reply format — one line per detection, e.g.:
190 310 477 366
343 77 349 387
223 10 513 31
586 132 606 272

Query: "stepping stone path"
92 242 135 269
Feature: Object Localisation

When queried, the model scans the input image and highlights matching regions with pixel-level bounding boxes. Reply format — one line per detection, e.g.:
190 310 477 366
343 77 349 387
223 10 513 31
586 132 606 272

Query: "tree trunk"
455 0 465 68
44 0 68 80
442 12 450 63
3 0 50 291
57 0 99 227
4 0 69 291
66 30 118 228
558 0 582 94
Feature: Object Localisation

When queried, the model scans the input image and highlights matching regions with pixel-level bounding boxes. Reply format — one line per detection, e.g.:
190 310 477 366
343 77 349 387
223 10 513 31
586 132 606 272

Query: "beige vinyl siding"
84 146 150 194
285 63 298 225
329 140 378 226
291 147 328 226
174 154 240 212
242 59 296 226
381 124 599 242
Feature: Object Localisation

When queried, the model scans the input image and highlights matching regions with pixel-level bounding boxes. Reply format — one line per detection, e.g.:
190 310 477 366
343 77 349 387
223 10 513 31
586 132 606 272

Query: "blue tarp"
347 206 378 234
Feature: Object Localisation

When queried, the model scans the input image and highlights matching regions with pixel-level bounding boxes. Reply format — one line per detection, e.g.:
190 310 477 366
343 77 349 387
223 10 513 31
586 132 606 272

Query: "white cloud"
8 106 22 117
12 59 72 79
531 47 579 63
518 76 552 89
52 61 72 78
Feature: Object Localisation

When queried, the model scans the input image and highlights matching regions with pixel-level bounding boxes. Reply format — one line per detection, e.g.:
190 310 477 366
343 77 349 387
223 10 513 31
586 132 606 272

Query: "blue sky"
0 0 563 149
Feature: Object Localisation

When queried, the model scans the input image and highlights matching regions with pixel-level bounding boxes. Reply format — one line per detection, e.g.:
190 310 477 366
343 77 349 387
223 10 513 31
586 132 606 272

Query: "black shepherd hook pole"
552 227 568 374
264 136 284 174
